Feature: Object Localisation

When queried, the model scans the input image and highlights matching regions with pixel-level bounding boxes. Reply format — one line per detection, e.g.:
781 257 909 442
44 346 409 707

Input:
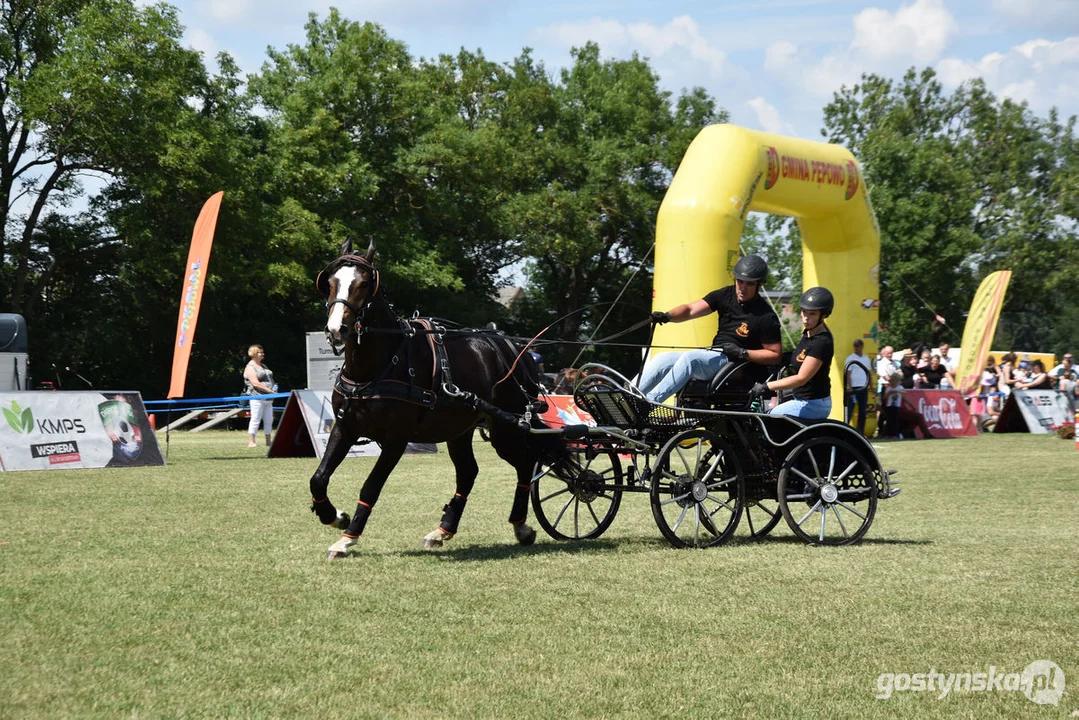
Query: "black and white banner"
0 391 164 471
995 390 1073 434
269 390 438 459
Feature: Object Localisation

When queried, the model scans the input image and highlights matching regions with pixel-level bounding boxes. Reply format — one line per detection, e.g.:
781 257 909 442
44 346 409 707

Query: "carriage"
527 360 900 547
309 240 899 557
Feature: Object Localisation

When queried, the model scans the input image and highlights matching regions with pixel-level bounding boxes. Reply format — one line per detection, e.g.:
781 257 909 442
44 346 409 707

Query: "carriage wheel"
743 499 782 539
649 429 744 548
777 436 877 545
530 444 623 540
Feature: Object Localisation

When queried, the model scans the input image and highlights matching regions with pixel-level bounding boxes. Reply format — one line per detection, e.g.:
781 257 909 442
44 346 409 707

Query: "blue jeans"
770 396 832 419
638 350 730 403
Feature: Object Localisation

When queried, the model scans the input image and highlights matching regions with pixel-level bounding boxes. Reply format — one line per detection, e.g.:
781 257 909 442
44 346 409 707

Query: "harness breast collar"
333 316 452 411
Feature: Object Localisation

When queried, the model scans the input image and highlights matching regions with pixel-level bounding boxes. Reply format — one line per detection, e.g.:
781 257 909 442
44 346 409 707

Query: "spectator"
1058 369 1077 398
980 356 1000 395
879 373 904 438
844 339 872 435
1016 360 1051 390
553 367 579 394
1050 353 1074 388
919 354 948 389
898 351 919 389
935 342 957 389
917 347 932 370
875 346 898 395
243 344 277 448
998 352 1019 395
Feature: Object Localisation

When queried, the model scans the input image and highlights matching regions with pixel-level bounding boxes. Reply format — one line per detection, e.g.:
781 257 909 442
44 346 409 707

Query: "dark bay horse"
309 238 556 558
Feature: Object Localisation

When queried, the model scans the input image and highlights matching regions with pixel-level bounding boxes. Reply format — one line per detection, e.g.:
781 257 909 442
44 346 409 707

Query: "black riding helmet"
799 286 835 317
733 254 768 284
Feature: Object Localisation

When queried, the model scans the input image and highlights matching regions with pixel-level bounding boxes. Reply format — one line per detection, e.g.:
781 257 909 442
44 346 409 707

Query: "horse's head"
317 237 378 353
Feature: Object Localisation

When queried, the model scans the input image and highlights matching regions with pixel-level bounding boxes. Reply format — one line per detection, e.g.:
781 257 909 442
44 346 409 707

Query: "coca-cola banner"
899 390 978 438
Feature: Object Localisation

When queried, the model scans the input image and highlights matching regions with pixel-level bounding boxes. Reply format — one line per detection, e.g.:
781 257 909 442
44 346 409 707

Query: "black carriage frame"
528 362 899 547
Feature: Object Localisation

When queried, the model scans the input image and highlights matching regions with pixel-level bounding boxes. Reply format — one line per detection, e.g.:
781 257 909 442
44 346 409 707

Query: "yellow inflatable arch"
652 124 880 421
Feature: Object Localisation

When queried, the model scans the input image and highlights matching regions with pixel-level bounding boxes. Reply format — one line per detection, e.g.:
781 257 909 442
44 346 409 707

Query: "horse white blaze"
325 266 357 340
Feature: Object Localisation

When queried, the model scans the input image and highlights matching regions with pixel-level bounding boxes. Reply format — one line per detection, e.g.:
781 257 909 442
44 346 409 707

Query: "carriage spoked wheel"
743 498 782 539
777 436 877 545
649 429 744 548
530 444 624 540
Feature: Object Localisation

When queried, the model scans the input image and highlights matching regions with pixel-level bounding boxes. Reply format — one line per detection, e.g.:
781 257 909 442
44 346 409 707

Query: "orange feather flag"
167 192 223 399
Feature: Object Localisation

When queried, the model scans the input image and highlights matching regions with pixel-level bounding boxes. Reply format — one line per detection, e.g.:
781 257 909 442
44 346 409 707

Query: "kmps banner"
995 390 1072 434
900 389 978 438
0 392 164 471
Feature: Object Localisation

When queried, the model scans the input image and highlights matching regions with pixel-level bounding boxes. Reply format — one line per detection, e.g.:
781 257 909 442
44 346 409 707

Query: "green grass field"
1 431 1076 718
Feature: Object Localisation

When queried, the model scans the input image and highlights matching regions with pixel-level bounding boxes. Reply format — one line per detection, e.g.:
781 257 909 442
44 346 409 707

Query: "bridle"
318 254 381 356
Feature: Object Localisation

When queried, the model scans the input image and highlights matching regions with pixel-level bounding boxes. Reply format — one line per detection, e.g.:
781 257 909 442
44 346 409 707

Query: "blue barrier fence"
143 392 292 417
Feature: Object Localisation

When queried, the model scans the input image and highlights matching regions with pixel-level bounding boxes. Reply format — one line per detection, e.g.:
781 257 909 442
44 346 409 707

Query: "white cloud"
774 0 959 102
764 41 797 71
850 0 957 64
991 0 1079 33
194 0 255 24
936 36 1079 115
185 28 219 61
747 97 793 135
536 15 727 75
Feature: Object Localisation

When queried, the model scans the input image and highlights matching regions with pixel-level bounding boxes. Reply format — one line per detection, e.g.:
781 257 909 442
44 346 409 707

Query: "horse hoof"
331 511 350 530
422 528 452 549
327 535 357 558
514 524 537 546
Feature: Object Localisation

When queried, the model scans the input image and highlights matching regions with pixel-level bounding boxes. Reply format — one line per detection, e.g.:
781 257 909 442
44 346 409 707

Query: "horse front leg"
309 422 358 530
423 435 479 549
509 462 537 546
327 438 408 559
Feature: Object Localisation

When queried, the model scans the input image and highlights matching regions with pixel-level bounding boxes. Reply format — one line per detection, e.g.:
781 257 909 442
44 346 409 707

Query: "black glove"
650 311 671 325
719 342 748 361
749 382 770 399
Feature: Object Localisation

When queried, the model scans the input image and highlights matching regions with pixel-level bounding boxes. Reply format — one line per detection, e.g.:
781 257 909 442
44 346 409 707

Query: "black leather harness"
333 317 451 409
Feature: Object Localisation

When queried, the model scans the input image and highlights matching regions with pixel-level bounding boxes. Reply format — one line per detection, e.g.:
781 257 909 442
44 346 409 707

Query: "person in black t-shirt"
898 352 918 389
749 286 835 419
640 254 782 403
919 354 947 389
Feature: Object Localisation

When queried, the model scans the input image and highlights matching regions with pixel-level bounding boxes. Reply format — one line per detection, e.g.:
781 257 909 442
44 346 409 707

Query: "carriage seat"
678 360 773 408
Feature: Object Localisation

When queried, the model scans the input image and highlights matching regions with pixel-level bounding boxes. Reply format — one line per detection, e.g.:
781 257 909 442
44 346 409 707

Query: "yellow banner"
167 192 223 399
956 270 1011 395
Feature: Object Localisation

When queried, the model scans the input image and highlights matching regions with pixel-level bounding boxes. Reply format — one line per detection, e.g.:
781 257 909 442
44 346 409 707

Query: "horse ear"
340 235 353 256
316 270 330 296
365 239 376 264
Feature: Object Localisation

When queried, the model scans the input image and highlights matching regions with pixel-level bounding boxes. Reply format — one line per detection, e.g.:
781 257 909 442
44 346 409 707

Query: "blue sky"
162 0 1079 140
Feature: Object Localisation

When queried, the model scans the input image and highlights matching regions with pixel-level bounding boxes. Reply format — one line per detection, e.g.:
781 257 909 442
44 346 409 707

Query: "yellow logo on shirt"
736 322 749 337
796 349 807 363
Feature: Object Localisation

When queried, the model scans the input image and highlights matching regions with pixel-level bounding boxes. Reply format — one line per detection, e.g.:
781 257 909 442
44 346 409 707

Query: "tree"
822 68 1078 354
500 43 725 371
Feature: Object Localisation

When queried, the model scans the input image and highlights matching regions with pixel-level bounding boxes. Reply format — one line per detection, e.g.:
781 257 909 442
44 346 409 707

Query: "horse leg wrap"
439 494 468 535
310 497 339 525
508 483 531 527
344 501 373 538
